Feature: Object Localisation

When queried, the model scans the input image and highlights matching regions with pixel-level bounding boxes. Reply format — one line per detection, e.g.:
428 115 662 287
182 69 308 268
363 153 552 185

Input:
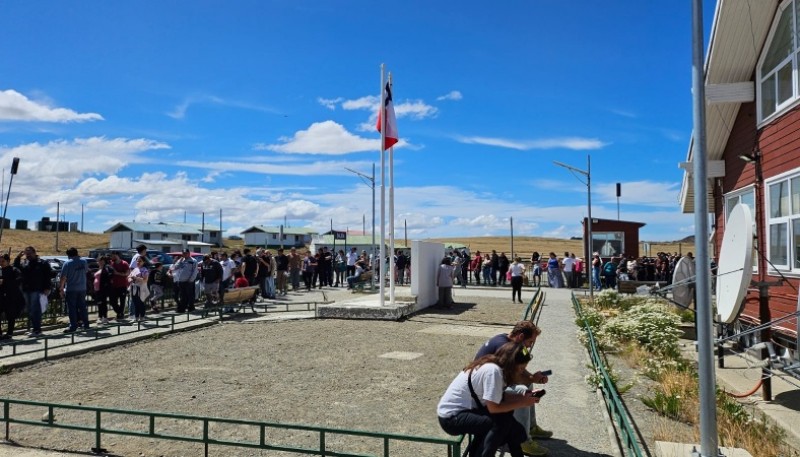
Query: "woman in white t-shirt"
509 257 526 304
437 342 539 457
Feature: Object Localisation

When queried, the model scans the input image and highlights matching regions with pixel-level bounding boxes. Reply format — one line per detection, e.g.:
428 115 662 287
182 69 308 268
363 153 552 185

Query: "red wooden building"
679 0 798 349
582 217 645 260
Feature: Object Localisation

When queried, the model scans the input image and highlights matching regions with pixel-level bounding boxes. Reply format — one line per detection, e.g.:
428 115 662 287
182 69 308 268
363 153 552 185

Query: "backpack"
603 262 616 275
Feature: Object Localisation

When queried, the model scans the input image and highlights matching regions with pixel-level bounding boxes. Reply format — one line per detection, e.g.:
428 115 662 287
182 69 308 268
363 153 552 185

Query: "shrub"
642 390 683 420
594 289 622 310
600 300 682 357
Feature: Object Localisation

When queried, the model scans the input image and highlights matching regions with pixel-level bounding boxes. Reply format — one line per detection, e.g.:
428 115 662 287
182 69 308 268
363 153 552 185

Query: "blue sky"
0 1 715 241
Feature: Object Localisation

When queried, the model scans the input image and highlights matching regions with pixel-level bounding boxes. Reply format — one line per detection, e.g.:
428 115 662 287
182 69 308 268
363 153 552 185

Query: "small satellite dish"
716 203 754 324
672 256 696 308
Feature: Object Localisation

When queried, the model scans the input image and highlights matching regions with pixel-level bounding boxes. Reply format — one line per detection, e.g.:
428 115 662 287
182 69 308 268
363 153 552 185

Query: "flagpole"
388 73 396 306
379 64 387 307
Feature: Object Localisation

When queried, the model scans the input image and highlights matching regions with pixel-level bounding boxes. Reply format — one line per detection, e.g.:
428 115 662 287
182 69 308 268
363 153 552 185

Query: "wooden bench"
617 280 658 295
350 272 374 292
217 286 260 314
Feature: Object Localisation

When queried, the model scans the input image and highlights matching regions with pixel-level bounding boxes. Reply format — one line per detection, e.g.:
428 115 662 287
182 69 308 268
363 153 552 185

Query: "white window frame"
757 0 800 125
764 169 800 273
723 186 758 272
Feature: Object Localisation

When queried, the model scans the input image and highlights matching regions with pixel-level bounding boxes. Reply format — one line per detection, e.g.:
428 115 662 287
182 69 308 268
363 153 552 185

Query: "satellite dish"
716 203 754 324
672 256 696 308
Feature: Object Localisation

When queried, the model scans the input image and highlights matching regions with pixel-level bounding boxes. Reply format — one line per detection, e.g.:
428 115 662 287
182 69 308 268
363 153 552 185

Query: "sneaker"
26 331 41 338
101 318 109 325
62 328 76 334
521 440 549 456
530 425 553 439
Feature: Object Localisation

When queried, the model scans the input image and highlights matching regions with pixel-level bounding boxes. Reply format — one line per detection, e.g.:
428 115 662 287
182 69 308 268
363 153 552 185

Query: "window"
758 0 800 122
725 188 757 269
591 232 624 258
764 172 800 270
143 233 151 240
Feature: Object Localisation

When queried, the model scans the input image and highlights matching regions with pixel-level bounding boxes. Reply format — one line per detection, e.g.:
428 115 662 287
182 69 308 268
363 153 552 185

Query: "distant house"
241 226 316 248
104 222 219 254
309 233 387 256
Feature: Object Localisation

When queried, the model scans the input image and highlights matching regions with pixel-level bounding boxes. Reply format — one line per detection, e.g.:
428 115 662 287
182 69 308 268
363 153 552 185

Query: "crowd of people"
590 251 694 291
0 244 385 339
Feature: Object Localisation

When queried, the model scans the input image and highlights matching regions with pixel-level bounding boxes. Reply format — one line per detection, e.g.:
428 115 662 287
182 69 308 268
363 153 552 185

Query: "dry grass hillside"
0 230 691 258
0 229 109 256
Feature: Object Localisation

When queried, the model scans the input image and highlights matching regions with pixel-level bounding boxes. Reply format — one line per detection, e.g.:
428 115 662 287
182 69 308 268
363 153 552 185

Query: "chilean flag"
376 82 398 150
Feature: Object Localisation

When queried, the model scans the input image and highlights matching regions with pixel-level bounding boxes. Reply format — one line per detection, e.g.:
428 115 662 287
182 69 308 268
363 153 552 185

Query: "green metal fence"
571 292 645 457
1 397 464 457
0 300 325 363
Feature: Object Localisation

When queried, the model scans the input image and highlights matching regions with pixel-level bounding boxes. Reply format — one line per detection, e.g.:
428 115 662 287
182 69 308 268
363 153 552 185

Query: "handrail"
0 397 463 457
522 287 542 321
0 302 322 363
0 312 211 363
571 292 645 457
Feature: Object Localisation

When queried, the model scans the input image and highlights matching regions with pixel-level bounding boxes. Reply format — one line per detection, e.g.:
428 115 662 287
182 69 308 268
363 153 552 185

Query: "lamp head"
738 151 761 163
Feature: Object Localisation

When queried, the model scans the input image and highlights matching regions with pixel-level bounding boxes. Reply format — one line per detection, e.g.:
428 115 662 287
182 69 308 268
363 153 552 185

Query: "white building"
104 222 218 253
241 226 316 248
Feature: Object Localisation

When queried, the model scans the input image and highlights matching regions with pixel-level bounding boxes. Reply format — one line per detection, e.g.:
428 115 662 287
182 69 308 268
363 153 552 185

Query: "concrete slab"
317 294 417 320
379 351 423 360
655 441 752 457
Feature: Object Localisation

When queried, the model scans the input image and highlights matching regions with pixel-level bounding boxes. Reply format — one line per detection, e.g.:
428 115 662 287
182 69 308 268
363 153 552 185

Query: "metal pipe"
691 0 719 454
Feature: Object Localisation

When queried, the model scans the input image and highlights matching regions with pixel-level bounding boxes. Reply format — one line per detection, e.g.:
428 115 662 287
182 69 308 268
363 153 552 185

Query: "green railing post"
204 418 209 457
4 401 9 441
383 437 389 457
319 430 325 457
95 409 102 452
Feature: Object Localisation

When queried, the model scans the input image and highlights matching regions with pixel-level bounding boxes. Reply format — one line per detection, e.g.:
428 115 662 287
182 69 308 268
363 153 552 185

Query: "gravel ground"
0 285 616 457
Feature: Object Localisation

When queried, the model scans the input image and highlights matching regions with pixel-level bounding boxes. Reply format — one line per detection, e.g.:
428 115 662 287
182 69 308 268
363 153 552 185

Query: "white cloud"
0 137 169 191
342 94 438 122
317 97 343 110
167 94 280 119
342 96 379 111
395 100 438 120
610 108 637 118
437 90 463 101
455 135 607 151
254 120 380 155
178 157 377 176
0 89 103 123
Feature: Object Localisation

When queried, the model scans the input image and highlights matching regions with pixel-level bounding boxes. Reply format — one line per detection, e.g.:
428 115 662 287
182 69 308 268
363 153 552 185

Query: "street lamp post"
553 154 593 303
0 158 20 246
345 164 376 286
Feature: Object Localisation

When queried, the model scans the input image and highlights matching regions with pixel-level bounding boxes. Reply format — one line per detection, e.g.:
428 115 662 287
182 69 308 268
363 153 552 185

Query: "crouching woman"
437 342 539 457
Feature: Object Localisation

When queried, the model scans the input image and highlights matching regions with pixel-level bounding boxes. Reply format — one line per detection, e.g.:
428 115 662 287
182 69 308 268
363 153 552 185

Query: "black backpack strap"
467 369 489 414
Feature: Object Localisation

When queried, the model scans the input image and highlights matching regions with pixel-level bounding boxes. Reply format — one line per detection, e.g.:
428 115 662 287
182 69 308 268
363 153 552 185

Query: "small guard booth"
581 218 645 260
